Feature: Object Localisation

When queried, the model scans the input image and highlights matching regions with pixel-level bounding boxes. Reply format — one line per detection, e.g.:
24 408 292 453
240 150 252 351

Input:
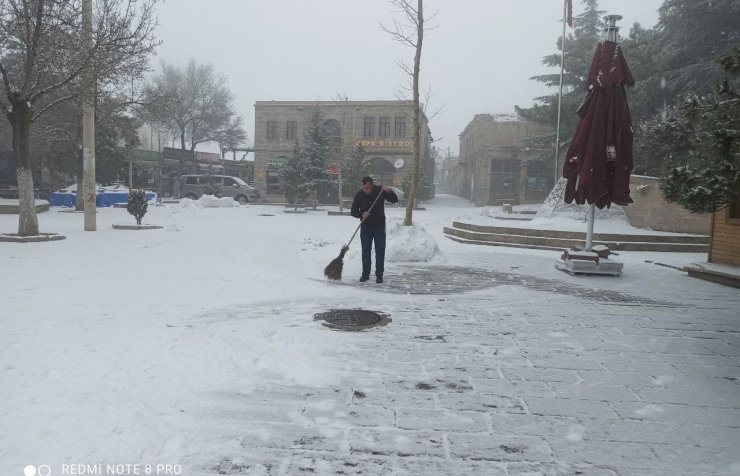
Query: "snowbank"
179 196 240 208
385 218 441 262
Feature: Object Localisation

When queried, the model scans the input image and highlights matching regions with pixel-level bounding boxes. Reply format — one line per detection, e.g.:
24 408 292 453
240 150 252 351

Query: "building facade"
253 100 432 201
458 114 554 206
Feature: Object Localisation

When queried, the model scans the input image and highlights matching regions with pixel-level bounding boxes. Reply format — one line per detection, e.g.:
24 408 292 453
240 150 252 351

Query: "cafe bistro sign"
356 139 412 149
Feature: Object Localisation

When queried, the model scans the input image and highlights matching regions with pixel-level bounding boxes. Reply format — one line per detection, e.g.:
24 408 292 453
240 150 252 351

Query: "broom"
324 185 385 280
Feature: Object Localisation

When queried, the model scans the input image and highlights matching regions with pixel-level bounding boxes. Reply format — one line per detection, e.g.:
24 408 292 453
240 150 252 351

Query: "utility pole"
82 0 96 231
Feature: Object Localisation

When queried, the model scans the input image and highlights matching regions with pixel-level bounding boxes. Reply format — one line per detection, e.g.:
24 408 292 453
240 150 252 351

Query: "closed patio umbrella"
563 15 635 250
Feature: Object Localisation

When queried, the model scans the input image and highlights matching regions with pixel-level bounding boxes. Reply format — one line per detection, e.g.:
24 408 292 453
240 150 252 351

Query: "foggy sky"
154 0 663 156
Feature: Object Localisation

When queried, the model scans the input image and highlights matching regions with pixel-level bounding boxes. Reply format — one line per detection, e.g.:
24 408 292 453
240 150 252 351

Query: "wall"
624 175 711 235
709 207 740 266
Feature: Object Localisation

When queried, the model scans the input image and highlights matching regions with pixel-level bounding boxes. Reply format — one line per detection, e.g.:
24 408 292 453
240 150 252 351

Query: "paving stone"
547 383 641 402
651 443 739 475
580 419 694 445
489 413 582 439
389 377 475 393
502 367 581 383
396 408 489 432
300 405 396 428
576 370 663 387
346 428 446 457
471 378 555 399
447 433 551 462
610 401 738 426
548 439 660 469
437 392 526 414
349 388 437 409
524 397 620 420
630 379 740 407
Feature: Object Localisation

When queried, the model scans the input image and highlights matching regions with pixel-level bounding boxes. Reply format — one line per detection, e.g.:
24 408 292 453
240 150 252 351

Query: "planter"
112 224 164 230
0 232 66 243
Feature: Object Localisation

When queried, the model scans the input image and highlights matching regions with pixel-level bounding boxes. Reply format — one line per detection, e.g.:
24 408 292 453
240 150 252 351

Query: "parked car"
179 175 259 204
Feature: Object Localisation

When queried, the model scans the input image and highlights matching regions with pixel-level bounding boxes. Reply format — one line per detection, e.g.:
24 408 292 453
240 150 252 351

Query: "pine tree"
515 0 606 148
126 189 148 225
340 144 369 197
278 142 309 208
661 48 740 214
301 105 332 200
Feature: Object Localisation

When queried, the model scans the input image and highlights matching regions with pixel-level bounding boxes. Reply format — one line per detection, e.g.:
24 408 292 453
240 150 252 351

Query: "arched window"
323 119 342 148
369 157 395 185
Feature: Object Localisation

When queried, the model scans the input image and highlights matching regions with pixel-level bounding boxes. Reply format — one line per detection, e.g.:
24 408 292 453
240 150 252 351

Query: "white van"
179 175 260 204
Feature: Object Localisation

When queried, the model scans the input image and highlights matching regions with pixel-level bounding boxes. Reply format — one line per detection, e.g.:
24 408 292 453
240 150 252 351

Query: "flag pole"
553 0 568 187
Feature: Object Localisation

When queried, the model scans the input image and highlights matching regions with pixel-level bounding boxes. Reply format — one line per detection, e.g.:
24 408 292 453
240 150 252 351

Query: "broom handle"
346 185 385 247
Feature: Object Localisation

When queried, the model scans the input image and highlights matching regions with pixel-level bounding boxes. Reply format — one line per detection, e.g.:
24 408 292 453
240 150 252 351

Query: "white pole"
585 204 596 251
82 0 96 231
553 0 567 187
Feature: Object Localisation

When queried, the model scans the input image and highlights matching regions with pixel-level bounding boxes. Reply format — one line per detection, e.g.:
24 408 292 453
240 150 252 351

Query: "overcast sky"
154 0 663 156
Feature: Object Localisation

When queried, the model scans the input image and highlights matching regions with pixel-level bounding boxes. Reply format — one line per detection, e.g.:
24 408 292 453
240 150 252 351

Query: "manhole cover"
313 309 388 331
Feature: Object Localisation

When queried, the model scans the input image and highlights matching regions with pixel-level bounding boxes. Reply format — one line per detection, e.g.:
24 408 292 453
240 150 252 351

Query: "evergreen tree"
126 189 148 225
515 0 606 149
301 105 332 198
626 0 739 174
661 48 740 213
278 142 309 207
340 144 369 197
402 170 432 201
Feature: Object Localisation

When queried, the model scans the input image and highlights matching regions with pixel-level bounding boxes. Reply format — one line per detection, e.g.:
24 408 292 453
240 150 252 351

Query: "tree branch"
31 92 80 122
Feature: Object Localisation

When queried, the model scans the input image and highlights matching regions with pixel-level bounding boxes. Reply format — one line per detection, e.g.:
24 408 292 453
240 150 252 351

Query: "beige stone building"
457 114 554 205
253 100 432 200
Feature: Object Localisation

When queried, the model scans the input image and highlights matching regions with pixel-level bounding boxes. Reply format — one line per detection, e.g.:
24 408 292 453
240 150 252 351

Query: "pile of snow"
535 177 627 221
385 218 441 262
200 195 239 208
179 195 240 208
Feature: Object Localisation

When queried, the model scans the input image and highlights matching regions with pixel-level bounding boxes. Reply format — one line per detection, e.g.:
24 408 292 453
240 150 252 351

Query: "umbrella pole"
585 203 596 251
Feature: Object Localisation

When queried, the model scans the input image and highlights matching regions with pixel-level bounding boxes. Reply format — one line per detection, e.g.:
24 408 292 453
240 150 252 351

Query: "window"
379 117 391 137
394 117 406 137
363 117 375 137
222 177 236 187
185 176 199 185
266 121 278 140
286 121 297 140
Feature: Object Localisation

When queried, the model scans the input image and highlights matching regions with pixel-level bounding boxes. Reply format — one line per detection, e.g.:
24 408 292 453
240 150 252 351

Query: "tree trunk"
9 99 40 236
75 149 84 210
404 0 424 226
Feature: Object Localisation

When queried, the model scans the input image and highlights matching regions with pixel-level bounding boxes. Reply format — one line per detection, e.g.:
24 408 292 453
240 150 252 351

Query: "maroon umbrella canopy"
563 40 635 209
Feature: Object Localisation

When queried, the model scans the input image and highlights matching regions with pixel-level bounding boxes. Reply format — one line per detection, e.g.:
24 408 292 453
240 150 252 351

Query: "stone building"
253 100 433 201
457 114 554 205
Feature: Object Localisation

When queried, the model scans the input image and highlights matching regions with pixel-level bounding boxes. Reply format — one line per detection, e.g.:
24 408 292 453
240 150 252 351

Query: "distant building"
253 100 433 201
458 113 554 205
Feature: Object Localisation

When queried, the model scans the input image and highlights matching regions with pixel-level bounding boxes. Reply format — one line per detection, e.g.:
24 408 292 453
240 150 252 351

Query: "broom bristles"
324 245 349 281
324 256 343 280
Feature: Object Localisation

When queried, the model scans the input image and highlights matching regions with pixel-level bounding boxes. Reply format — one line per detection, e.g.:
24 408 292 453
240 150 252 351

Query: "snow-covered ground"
1 195 738 475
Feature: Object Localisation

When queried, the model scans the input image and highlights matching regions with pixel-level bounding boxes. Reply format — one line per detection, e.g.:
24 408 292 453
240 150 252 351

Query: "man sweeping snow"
350 176 398 283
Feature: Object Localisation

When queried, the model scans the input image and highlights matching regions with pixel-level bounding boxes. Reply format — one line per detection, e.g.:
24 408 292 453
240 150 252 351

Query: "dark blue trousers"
360 223 386 278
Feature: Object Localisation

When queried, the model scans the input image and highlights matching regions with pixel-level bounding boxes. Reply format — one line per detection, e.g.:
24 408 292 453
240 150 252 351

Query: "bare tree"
0 0 158 236
381 0 432 226
142 60 247 152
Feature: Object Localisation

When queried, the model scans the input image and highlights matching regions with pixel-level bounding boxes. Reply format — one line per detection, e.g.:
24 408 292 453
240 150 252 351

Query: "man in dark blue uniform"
350 176 398 283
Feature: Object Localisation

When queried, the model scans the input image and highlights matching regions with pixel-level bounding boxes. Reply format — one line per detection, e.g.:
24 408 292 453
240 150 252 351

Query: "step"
452 222 709 245
443 227 709 253
445 234 564 252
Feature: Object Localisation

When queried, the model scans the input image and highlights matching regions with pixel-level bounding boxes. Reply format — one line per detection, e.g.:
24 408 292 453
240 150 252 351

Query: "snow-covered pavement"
1 195 738 475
